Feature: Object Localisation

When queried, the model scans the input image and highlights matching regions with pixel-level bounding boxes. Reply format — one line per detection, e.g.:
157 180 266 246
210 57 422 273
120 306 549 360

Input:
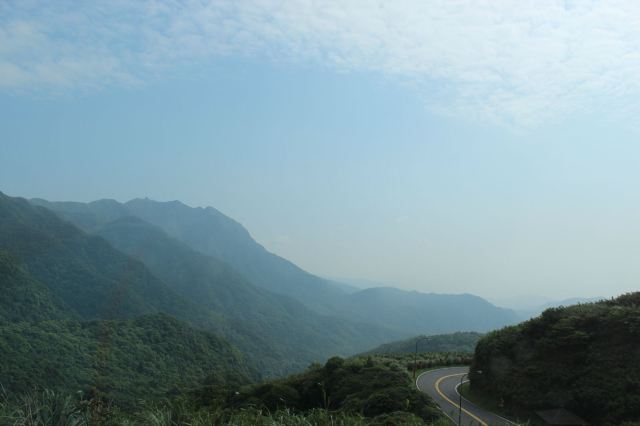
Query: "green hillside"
33 197 520 337
0 313 252 402
470 293 640 425
202 356 444 424
0 355 459 425
0 192 255 400
362 331 483 355
31 197 350 316
0 250 72 323
0 192 396 386
0 193 222 329
94 216 399 376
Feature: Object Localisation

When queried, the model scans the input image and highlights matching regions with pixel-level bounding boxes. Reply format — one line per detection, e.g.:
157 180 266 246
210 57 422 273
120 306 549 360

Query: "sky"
2 1 640 303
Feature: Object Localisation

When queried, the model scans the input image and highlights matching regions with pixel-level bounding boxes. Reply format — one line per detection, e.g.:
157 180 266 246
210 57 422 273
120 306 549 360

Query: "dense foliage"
470 293 640 425
0 314 252 403
0 250 72 323
34 197 519 337
0 355 465 425
362 332 482 355
197 356 444 424
0 391 453 426
94 216 397 376
0 193 220 328
24 195 400 377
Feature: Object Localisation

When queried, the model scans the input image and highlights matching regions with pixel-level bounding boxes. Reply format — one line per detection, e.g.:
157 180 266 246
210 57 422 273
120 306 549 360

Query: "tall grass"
0 390 454 426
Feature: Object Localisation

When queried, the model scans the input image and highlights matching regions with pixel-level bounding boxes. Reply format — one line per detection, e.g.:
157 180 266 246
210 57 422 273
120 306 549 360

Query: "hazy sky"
2 1 640 301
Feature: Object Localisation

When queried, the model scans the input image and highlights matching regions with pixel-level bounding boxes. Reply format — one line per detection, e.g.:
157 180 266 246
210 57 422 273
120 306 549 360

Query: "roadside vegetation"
362 332 482 356
470 292 640 425
0 356 460 425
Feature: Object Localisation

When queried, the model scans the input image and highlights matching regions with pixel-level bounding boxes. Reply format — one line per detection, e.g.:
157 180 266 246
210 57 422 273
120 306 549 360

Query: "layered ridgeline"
0 194 253 400
362 332 483 355
470 293 640 425
341 287 517 335
92 215 397 374
0 192 397 383
32 197 519 336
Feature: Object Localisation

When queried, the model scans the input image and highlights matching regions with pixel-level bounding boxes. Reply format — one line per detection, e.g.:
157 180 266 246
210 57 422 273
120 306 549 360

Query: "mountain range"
31 196 519 334
1 191 520 398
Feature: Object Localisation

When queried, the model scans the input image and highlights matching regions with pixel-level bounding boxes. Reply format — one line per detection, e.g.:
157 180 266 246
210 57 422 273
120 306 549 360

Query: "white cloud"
2 0 640 124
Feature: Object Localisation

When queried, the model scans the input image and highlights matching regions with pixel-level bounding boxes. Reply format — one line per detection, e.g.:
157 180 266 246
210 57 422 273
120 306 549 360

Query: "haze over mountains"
1 190 520 397
32 196 519 332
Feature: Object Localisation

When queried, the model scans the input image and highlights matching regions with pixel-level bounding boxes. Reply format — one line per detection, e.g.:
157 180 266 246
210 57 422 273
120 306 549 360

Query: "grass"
0 389 457 426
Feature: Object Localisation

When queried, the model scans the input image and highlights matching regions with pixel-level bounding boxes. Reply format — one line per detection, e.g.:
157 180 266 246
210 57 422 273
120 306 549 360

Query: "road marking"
416 368 463 424
435 373 488 426
455 381 520 426
416 367 467 424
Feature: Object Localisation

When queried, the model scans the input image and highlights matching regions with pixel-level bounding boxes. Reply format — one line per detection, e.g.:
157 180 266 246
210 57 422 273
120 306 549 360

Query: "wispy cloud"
2 1 640 124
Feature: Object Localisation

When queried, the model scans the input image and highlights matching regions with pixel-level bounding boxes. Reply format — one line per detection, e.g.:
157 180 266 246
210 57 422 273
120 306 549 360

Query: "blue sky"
2 1 640 303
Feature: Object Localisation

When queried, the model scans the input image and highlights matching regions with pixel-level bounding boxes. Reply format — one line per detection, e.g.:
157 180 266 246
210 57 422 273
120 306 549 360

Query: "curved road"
416 366 518 426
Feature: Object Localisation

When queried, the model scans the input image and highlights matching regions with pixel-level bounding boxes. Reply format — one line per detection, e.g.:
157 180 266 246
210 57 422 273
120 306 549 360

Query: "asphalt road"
416 366 517 426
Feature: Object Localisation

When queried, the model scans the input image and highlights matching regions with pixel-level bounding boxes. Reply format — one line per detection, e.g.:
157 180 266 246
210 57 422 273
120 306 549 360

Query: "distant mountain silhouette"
32 196 520 338
336 287 519 335
94 215 399 375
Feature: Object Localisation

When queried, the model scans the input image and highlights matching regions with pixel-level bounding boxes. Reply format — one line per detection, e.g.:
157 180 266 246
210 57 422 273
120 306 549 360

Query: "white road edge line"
454 380 520 426
416 367 466 425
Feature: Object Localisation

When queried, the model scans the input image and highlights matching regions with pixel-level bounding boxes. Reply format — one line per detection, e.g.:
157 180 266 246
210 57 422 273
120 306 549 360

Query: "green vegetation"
0 314 252 403
33 197 520 337
0 391 454 425
93 215 398 377
0 193 221 329
0 192 255 403
24 195 401 377
0 250 72 323
0 356 455 425
471 293 640 425
216 356 443 422
362 332 483 355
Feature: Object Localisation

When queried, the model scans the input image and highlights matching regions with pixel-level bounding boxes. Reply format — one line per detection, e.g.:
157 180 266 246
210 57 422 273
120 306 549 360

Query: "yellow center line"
434 373 488 426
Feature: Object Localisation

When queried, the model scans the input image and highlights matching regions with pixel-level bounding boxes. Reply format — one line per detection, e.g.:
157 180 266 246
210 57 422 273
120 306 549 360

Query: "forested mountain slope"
1 193 398 379
362 331 483 355
0 193 223 328
0 192 255 399
0 249 72 323
0 313 252 402
32 197 348 315
94 216 400 375
33 197 520 336
471 293 640 425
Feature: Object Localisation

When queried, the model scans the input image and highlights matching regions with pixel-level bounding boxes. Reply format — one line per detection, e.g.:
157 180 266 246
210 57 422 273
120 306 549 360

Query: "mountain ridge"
30 196 520 337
